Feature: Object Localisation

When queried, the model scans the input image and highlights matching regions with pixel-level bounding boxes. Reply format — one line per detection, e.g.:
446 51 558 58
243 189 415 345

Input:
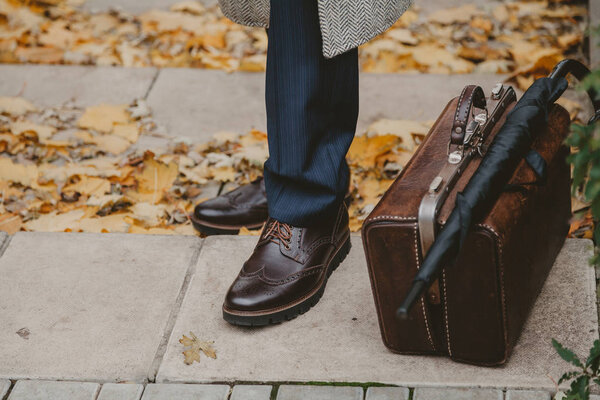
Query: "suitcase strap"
418 84 517 257
451 85 487 145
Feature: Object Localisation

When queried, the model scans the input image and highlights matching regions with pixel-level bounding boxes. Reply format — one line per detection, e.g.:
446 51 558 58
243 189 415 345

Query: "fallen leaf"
62 175 111 197
78 104 130 133
24 209 85 232
91 134 132 154
113 123 140 143
0 97 36 116
132 156 179 204
428 5 481 25
0 157 38 186
179 331 216 365
0 213 23 234
130 202 166 226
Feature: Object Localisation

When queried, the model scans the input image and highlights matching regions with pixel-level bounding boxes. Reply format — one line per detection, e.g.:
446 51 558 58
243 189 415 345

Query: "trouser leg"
263 0 359 227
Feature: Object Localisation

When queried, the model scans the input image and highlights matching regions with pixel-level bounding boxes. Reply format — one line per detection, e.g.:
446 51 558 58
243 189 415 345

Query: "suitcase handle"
549 59 600 124
451 85 487 145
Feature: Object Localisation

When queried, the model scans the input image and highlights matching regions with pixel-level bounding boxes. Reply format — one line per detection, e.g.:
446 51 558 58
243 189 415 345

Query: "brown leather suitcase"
361 82 572 366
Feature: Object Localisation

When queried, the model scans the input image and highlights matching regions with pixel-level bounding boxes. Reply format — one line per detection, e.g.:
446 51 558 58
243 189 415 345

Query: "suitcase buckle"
447 117 483 164
420 85 516 259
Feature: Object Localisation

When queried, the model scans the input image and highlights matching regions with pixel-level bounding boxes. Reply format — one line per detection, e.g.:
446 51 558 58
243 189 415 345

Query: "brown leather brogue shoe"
192 178 268 235
222 202 351 326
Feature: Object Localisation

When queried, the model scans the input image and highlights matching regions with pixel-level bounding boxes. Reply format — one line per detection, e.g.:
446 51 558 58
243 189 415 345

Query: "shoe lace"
263 220 292 250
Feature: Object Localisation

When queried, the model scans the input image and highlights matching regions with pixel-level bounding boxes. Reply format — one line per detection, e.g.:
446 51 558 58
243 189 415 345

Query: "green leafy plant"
564 61 600 266
552 27 600 400
553 339 600 400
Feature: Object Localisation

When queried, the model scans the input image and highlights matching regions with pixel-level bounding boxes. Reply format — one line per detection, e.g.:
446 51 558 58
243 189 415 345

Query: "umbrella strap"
503 149 547 193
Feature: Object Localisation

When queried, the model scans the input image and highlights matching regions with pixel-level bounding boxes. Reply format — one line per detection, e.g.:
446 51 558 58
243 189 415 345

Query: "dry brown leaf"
239 226 262 236
77 214 130 233
10 121 57 142
358 177 393 206
347 134 399 168
24 209 85 232
179 331 216 365
386 28 418 46
62 175 111 197
133 156 179 204
170 1 206 15
366 119 430 150
15 46 64 63
212 166 236 182
112 123 140 143
0 157 38 186
0 213 23 234
130 202 166 226
410 45 474 73
0 97 36 116
427 4 481 25
91 134 132 154
78 104 130 133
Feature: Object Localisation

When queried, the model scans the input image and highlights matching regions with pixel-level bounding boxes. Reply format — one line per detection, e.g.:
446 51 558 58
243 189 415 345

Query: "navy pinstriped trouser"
263 0 359 227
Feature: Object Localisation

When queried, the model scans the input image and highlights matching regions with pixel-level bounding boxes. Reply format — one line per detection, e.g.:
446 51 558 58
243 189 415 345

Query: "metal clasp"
491 83 504 100
463 119 481 146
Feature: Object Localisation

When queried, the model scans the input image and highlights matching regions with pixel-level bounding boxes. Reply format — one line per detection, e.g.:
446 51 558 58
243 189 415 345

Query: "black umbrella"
397 59 598 319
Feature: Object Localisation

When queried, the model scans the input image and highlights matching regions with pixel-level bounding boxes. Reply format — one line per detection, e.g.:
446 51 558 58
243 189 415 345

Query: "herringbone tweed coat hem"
217 0 414 59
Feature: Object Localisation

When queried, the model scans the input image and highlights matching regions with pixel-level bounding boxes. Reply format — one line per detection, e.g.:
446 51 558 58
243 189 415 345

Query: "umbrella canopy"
397 76 569 319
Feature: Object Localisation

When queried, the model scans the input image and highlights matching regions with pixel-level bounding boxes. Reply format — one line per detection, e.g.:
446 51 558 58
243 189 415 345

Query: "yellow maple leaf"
179 332 217 365
133 156 179 204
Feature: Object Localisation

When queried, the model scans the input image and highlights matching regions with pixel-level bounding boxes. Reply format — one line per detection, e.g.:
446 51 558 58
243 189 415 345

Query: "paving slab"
8 380 100 400
0 65 157 108
366 386 410 400
157 237 597 392
0 380 11 399
146 69 508 141
97 384 144 400
230 385 272 400
506 389 551 400
276 385 363 400
0 232 202 382
140 384 229 400
413 387 503 400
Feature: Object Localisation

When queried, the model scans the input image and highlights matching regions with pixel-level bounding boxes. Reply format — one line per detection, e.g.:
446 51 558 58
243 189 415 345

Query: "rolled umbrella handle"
396 280 426 320
549 59 600 123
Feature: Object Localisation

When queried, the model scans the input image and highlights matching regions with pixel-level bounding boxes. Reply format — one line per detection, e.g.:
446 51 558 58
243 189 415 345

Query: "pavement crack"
2 380 16 400
143 69 161 100
147 237 205 382
0 234 13 260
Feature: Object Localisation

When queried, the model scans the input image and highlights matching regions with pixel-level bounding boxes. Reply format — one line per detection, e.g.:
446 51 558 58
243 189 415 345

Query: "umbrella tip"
396 307 409 320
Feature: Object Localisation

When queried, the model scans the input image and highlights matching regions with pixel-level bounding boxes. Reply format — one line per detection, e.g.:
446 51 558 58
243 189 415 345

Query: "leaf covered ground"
0 0 588 90
0 97 593 238
0 0 594 237
0 95 435 234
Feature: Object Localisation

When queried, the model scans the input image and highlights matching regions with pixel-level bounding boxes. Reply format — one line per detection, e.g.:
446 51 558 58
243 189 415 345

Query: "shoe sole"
222 235 352 327
190 215 265 236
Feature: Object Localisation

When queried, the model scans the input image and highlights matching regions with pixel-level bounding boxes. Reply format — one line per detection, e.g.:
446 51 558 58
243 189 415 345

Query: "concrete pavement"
0 64 509 142
0 232 596 398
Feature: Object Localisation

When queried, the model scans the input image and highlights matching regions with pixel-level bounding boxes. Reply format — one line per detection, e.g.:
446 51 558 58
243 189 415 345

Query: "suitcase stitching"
413 223 436 351
441 269 452 357
365 215 415 223
454 87 469 125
